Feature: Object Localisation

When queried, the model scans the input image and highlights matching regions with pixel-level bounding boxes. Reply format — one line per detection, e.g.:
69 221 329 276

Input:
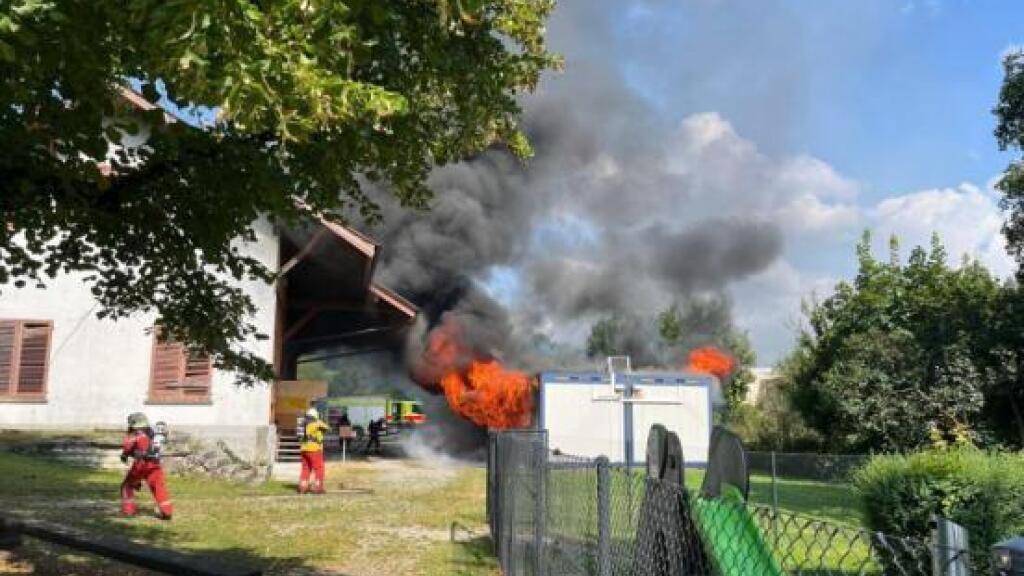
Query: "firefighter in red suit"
120 412 173 520
298 407 329 494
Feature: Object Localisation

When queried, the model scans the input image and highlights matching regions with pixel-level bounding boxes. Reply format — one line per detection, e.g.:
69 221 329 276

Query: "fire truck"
316 395 426 438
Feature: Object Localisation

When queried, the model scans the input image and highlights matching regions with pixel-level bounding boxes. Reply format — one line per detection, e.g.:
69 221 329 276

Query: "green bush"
853 448 1024 573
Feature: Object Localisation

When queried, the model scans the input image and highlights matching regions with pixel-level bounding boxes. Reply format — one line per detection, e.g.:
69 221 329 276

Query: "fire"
686 346 735 380
412 317 474 391
413 313 535 429
441 360 534 429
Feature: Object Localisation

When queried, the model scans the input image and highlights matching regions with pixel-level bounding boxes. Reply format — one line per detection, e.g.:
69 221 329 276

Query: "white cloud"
775 193 861 232
774 156 859 201
870 182 1013 277
665 112 862 231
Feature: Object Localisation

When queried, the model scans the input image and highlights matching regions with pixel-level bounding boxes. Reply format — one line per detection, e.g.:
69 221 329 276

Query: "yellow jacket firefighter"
301 416 330 453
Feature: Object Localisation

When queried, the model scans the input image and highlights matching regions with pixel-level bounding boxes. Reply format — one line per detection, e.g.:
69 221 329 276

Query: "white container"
538 371 714 466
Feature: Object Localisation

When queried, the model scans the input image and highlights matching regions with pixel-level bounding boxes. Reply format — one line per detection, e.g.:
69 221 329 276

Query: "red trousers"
298 451 325 493
121 461 173 518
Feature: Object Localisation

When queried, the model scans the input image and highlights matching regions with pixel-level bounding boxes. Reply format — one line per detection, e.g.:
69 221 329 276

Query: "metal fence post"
931 515 970 576
771 451 779 514
596 456 611 576
533 431 548 576
487 432 496 543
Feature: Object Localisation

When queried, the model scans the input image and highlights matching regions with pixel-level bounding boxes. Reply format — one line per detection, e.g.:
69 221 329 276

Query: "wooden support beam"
278 228 329 277
283 307 320 342
287 299 369 312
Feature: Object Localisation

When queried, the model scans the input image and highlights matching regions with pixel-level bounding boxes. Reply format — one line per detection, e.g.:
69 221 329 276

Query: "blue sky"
617 0 1019 200
484 1 1024 366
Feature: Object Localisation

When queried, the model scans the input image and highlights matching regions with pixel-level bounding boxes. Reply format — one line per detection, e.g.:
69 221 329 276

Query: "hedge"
853 448 1024 574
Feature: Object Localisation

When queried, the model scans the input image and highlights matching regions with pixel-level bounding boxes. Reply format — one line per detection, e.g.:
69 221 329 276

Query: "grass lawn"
721 471 863 527
0 448 868 576
0 452 498 576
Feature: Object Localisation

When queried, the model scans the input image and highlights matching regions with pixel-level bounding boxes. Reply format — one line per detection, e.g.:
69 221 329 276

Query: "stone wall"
163 427 275 483
0 425 276 483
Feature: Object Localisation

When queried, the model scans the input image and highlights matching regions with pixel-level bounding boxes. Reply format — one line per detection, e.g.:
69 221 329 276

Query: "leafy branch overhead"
0 1 559 383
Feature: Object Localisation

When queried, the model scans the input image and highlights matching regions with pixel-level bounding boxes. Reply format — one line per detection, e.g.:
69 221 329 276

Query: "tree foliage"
0 1 559 382
996 49 1024 279
585 316 622 360
782 231 1021 452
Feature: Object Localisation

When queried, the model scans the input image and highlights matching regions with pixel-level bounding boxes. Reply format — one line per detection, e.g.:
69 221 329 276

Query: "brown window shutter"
149 326 211 403
181 351 212 399
0 319 51 399
15 322 51 396
0 321 15 396
150 338 184 401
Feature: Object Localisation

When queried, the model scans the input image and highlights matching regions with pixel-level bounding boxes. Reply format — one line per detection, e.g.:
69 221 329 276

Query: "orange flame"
686 346 735 380
413 313 535 429
441 360 534 429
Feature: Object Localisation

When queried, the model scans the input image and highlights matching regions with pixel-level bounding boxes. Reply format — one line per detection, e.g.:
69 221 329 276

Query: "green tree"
657 305 683 343
980 283 1024 446
586 316 624 359
784 232 1000 452
995 49 1024 278
992 50 1024 446
719 329 756 409
0 1 559 383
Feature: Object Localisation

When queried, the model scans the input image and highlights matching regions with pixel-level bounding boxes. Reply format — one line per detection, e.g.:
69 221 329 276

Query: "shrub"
853 448 1024 573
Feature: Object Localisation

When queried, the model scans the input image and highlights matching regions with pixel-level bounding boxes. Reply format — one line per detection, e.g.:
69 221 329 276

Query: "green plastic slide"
692 486 786 576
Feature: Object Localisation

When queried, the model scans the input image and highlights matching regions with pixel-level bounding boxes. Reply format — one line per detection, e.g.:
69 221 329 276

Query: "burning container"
537 370 714 466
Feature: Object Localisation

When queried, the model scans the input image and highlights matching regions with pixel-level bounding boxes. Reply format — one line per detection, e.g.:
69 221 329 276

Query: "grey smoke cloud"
365 1 789 373
646 220 785 294
372 154 537 298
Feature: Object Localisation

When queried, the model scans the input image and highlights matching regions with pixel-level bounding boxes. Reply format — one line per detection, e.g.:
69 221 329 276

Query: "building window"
148 327 212 404
0 320 53 400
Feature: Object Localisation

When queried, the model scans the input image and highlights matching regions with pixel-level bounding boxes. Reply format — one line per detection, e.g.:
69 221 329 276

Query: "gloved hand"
120 453 128 464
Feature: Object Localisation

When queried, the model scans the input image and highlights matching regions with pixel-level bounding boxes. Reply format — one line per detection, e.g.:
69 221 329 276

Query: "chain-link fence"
746 451 870 482
488 430 971 576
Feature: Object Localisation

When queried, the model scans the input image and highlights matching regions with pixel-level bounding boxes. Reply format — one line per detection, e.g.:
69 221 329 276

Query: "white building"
0 217 416 463
745 367 782 405
0 90 417 463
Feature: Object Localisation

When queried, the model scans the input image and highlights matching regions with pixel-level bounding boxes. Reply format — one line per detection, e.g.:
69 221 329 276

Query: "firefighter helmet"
127 412 150 430
306 407 319 419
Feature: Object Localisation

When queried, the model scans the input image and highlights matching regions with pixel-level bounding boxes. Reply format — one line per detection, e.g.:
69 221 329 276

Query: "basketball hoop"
590 356 633 401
